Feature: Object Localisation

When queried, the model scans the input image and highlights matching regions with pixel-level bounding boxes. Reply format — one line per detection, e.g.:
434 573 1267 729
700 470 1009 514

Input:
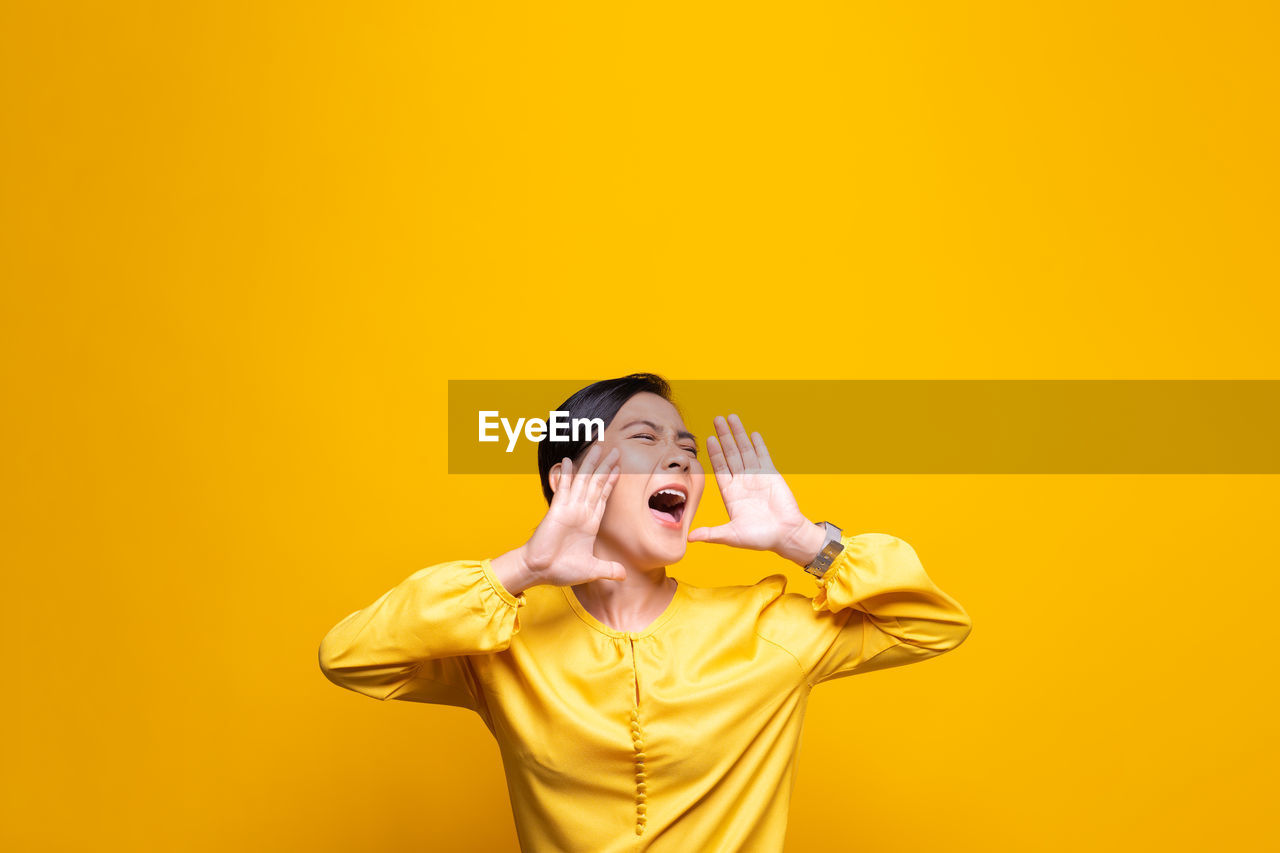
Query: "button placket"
628 637 648 836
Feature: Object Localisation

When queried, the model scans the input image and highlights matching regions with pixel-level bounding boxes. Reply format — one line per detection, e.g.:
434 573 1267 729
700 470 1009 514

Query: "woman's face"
554 392 705 571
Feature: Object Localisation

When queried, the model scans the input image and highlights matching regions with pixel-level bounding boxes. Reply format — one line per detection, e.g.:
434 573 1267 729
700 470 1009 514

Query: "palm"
688 415 809 553
528 509 611 583
713 470 803 550
525 445 628 586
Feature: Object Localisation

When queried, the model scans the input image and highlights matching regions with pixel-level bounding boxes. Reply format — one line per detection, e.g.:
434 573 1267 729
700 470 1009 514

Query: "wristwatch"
804 521 845 579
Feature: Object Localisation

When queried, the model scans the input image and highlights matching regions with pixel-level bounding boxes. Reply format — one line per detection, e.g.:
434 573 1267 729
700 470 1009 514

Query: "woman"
318 374 972 852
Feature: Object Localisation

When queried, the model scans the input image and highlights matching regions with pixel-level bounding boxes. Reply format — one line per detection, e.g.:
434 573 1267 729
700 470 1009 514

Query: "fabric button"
636 782 647 794
633 752 646 762
635 771 647 782
632 739 645 751
635 825 644 836
636 804 647 815
636 793 647 803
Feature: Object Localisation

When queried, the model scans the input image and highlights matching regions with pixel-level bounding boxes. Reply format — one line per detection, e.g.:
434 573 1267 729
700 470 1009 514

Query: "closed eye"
632 433 698 457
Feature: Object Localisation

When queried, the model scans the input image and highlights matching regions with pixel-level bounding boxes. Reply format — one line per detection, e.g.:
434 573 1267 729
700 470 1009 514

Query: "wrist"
776 517 826 568
491 545 541 597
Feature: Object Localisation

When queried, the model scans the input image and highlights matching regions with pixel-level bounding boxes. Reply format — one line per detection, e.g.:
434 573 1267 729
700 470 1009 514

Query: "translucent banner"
447 380 1280 474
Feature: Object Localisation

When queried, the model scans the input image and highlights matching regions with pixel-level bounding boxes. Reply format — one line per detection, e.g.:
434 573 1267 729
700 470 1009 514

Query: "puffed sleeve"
318 558 526 713
755 532 971 687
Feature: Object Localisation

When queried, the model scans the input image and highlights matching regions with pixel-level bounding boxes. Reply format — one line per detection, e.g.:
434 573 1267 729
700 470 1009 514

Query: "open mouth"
647 486 687 528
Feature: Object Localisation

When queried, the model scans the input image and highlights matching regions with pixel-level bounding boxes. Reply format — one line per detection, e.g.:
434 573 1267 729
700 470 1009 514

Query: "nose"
661 446 691 472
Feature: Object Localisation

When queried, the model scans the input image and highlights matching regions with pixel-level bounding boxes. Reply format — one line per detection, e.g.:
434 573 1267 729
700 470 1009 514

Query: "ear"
548 461 563 496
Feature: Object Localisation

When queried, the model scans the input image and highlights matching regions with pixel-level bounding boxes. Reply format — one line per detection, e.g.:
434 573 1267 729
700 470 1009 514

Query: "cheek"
692 475 708 503
617 447 653 473
604 475 645 515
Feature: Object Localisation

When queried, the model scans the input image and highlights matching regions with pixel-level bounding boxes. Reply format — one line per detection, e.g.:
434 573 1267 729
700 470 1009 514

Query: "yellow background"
3 2 1277 850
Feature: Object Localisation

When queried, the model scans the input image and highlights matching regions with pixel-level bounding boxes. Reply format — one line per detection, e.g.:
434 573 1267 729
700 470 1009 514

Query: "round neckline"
562 578 686 639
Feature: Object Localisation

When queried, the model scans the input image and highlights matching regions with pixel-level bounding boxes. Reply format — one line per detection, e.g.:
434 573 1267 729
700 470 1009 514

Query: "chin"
598 521 691 571
613 539 688 572
648 540 688 568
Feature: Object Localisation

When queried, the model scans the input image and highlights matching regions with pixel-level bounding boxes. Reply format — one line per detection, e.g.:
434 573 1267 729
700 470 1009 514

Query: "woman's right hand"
490 444 625 595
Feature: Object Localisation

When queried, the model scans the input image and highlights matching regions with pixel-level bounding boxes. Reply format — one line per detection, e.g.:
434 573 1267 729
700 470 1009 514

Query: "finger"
713 415 744 474
568 444 602 502
592 464 621 523
727 414 759 470
706 436 733 494
572 443 604 499
578 444 610 502
750 431 774 471
553 457 574 503
587 464 621 528
687 523 736 545
585 450 620 507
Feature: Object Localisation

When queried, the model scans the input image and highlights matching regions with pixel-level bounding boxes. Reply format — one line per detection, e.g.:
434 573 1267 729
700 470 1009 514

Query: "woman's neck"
572 569 677 633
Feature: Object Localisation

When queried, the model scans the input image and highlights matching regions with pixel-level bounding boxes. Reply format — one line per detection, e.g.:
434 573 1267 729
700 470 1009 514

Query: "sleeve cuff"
810 533 874 612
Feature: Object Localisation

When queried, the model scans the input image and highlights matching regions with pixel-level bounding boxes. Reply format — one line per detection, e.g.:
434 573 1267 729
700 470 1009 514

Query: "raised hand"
687 415 825 566
492 444 627 594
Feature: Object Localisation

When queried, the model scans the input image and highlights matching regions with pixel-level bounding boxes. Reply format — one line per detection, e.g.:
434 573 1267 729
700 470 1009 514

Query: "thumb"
688 524 735 545
592 560 627 582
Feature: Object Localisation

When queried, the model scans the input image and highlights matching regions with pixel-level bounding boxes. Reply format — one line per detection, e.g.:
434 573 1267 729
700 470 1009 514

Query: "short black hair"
536 373 674 504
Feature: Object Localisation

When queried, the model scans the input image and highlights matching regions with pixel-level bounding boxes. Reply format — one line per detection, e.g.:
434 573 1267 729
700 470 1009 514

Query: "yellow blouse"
318 532 972 852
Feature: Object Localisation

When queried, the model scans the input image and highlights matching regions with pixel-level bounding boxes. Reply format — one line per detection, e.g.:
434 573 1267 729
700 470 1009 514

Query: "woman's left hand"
688 415 827 567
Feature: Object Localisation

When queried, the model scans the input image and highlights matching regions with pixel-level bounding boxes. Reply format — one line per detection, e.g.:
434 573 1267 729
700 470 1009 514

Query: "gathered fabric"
319 533 972 852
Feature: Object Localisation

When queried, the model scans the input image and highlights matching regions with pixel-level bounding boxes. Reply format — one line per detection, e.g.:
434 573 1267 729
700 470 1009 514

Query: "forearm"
319 560 525 687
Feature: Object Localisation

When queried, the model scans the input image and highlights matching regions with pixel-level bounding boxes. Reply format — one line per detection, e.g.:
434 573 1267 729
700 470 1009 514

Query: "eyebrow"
620 419 698 443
